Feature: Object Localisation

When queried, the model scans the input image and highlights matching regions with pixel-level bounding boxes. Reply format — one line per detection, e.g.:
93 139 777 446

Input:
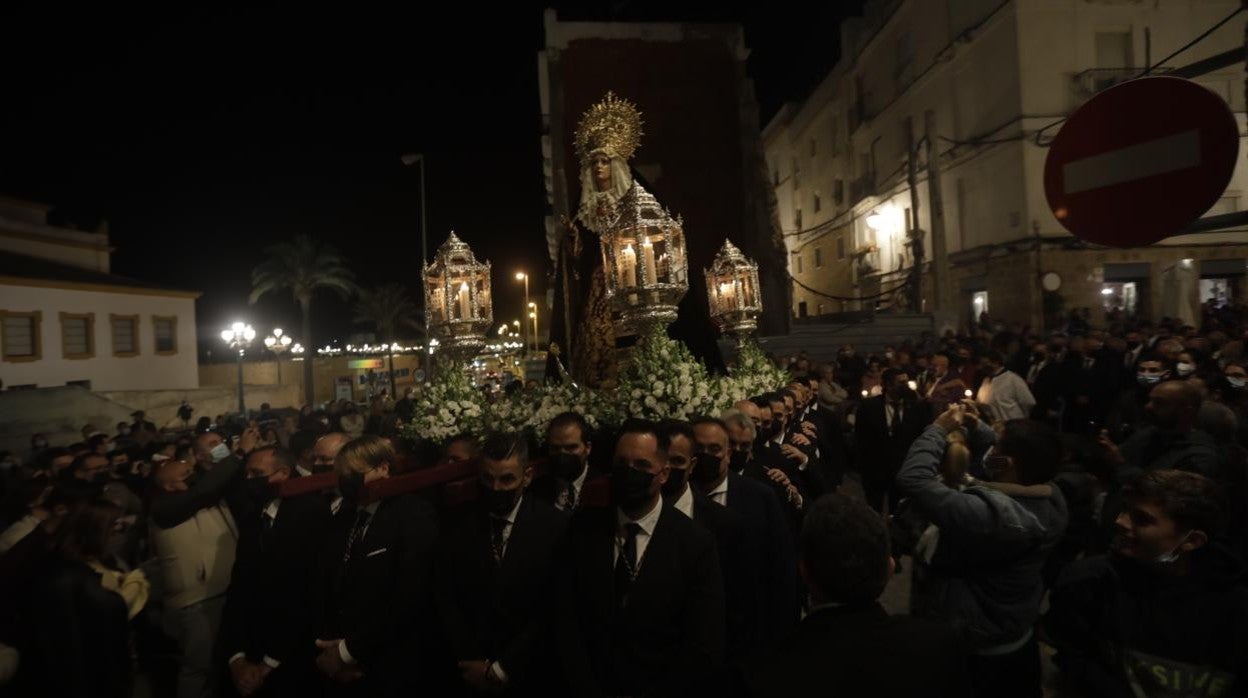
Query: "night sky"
1 2 860 359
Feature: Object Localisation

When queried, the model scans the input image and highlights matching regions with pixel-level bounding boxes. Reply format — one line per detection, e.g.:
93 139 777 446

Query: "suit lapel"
496 497 531 582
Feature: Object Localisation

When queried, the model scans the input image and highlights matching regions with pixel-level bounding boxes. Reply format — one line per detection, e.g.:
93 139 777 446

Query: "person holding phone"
895 402 1068 698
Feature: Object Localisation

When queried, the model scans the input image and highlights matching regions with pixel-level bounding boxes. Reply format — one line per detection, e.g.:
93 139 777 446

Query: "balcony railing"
1071 67 1171 98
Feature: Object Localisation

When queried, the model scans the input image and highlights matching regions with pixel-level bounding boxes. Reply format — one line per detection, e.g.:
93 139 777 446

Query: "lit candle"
719 282 736 310
641 237 657 285
907 380 918 392
861 390 868 398
458 282 471 320
964 389 973 398
620 244 637 287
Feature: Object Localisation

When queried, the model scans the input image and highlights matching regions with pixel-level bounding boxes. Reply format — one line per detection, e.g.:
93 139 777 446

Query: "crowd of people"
1 310 1247 698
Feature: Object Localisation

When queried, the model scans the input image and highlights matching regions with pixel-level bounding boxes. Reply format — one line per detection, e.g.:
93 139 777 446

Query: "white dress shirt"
707 476 729 508
673 485 694 519
614 497 663 568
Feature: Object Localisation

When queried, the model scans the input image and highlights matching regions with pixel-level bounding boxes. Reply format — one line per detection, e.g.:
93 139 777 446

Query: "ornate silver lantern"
705 239 762 337
423 232 493 358
600 188 688 335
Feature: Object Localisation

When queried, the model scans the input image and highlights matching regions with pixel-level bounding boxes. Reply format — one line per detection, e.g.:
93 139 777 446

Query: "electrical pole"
905 117 924 313
925 110 949 311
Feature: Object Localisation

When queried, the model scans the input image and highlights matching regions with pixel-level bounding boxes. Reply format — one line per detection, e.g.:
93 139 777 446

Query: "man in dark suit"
689 417 800 652
222 446 332 697
558 418 725 698
853 368 931 513
659 420 751 662
312 436 439 697
435 432 568 696
741 493 969 697
530 412 598 513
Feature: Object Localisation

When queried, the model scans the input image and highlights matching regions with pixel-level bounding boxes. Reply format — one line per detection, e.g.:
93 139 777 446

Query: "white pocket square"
365 547 388 558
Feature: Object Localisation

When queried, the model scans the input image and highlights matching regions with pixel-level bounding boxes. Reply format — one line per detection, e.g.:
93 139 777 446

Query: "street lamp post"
402 153 431 368
528 302 538 351
221 322 256 415
264 328 293 385
515 272 530 354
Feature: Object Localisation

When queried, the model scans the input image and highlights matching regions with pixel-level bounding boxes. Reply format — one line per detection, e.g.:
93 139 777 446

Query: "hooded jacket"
896 422 1068 650
1046 544 1248 698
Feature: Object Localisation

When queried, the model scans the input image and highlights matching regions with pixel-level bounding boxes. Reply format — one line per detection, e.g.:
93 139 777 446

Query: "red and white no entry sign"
1044 76 1239 247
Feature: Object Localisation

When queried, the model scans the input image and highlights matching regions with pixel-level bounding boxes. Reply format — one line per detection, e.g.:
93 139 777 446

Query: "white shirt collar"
295 465 312 477
616 496 662 536
708 476 729 500
673 486 694 518
571 464 588 494
263 499 281 520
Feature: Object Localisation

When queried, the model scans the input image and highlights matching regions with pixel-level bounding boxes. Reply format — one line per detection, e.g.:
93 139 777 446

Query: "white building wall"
765 0 1248 318
0 283 199 391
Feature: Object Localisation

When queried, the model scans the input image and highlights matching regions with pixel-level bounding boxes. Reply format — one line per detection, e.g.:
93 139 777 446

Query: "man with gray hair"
722 409 805 524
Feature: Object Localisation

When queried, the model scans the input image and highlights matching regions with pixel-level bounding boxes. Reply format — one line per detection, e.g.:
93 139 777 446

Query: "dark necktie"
261 508 275 532
565 483 578 512
614 522 642 608
490 516 510 566
341 509 372 566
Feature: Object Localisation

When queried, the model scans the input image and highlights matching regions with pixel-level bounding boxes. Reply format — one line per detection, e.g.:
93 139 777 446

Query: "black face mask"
338 471 366 505
755 426 773 445
691 452 723 486
610 464 654 511
548 452 585 482
182 472 202 490
243 476 273 503
729 450 750 473
481 486 521 517
661 466 689 499
1127 341 1142 351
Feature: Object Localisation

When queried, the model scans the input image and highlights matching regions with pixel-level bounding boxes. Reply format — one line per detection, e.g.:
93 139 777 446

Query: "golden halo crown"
574 91 644 166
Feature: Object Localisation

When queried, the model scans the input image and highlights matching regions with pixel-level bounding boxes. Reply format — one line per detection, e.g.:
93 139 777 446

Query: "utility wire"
1139 6 1244 78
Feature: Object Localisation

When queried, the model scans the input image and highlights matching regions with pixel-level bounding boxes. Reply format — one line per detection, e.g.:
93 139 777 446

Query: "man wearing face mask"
976 350 1036 424
1106 379 1222 484
854 369 932 513
221 446 331 697
690 417 799 650
195 430 236 472
1046 470 1248 697
311 432 352 480
896 407 1067 698
150 454 245 698
531 412 598 513
436 432 567 696
312 436 438 696
557 418 724 698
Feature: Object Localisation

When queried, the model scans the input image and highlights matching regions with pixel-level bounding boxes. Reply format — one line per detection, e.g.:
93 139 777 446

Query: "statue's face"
591 153 612 192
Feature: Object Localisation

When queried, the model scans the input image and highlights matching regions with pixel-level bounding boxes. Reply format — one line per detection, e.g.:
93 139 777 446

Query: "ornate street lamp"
705 240 762 338
264 328 293 384
220 322 256 415
599 188 688 336
423 232 493 360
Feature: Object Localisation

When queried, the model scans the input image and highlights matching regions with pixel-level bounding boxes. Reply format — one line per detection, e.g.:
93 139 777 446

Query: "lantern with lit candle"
598 187 688 335
705 239 762 338
423 232 493 358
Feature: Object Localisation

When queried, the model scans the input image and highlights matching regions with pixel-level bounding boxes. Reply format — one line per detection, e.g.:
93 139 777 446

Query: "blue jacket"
896 422 1068 650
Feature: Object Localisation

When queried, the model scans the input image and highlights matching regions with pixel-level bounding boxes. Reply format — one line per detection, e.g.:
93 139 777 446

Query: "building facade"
0 197 200 391
764 0 1248 330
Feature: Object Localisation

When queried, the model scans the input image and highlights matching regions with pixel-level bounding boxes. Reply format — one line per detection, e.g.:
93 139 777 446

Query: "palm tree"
250 234 357 406
353 283 424 397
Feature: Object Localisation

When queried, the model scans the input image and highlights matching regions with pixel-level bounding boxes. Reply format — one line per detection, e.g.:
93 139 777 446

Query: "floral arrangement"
402 366 486 443
404 329 789 444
